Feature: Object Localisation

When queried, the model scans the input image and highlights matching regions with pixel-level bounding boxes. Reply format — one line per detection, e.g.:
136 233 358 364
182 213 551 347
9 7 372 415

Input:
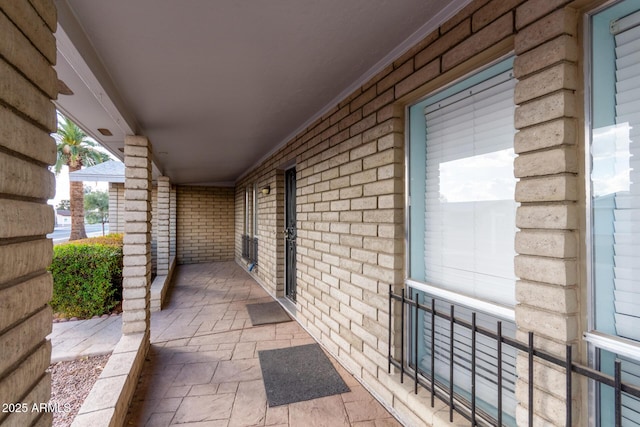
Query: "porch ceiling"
54 0 468 186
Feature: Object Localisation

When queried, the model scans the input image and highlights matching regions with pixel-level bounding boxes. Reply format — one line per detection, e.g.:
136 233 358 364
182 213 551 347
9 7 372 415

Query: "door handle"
284 228 296 240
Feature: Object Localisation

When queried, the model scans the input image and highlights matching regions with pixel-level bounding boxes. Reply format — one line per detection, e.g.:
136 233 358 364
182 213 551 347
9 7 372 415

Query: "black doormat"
258 343 350 407
246 301 291 326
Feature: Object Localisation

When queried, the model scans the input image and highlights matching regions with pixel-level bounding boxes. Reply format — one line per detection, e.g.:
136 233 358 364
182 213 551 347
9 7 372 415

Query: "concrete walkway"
49 315 122 363
126 261 401 426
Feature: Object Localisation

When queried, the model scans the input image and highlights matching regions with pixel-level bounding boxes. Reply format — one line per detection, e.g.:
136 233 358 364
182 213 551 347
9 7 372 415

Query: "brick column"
0 1 57 425
156 176 170 276
513 4 581 426
122 136 152 335
170 185 177 258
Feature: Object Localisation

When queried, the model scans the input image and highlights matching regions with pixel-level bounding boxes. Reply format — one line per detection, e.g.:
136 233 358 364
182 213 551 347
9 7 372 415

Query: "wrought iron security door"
285 167 297 301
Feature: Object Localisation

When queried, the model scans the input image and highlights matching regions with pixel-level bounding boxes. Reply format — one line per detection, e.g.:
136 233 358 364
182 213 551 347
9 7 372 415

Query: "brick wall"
150 187 157 273
109 183 125 233
170 186 176 258
177 186 235 264
235 0 586 425
109 184 234 266
156 177 170 276
0 0 57 425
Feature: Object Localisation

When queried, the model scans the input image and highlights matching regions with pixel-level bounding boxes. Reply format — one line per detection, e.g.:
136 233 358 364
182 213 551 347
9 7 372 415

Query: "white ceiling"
54 0 469 185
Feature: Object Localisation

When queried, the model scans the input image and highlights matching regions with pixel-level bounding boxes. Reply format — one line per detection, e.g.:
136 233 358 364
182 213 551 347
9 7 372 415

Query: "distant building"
55 209 71 227
68 160 124 184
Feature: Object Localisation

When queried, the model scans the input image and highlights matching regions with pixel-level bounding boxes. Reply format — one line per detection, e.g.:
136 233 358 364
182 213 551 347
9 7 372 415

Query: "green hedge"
50 234 123 318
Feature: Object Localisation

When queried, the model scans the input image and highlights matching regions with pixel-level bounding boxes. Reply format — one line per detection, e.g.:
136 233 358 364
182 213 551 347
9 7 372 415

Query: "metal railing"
388 286 640 426
241 234 249 259
241 235 258 264
251 237 258 265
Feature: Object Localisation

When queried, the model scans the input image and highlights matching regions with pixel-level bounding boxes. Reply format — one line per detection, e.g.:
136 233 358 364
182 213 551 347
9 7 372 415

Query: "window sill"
584 331 640 361
405 279 515 322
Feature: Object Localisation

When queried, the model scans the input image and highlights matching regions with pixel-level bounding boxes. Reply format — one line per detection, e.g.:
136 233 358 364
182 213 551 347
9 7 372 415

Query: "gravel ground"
47 354 111 427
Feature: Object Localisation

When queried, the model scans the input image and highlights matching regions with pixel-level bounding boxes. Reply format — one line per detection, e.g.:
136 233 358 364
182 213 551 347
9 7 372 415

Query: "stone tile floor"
125 261 401 427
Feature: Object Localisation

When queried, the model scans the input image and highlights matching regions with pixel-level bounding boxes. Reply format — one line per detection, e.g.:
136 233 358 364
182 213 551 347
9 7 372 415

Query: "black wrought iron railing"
252 237 258 265
388 286 640 427
241 234 258 264
242 234 249 259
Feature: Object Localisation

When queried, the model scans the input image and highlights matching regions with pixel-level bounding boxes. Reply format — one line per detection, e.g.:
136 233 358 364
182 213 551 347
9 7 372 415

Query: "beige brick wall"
109 184 233 266
109 183 125 233
156 177 170 276
177 186 235 264
0 0 57 425
170 186 177 258
234 0 589 425
150 187 157 273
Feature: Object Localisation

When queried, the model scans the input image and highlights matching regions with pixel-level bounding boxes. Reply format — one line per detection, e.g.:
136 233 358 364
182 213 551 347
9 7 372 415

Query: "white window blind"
591 8 640 426
613 16 640 426
423 70 517 307
612 12 640 343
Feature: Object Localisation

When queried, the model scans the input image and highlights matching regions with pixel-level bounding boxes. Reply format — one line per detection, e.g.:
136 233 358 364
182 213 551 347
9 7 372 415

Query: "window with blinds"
242 184 258 261
590 2 640 425
611 10 640 343
244 184 257 238
407 58 518 425
244 186 252 236
423 70 517 307
592 0 640 345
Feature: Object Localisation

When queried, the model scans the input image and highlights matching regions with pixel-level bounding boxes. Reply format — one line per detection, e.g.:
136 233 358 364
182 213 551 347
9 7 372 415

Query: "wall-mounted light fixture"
261 185 270 195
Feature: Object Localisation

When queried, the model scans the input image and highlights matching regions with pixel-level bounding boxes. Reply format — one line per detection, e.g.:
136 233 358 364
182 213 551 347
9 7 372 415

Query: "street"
48 223 110 244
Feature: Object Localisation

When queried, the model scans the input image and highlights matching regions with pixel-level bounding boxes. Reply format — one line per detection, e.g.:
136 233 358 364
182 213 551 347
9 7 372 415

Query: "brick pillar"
122 136 152 335
156 177 170 276
513 4 581 426
108 182 120 234
0 1 57 425
170 185 176 258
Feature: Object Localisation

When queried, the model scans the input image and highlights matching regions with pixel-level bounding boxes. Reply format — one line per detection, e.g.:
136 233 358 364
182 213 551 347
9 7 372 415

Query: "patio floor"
124 261 401 427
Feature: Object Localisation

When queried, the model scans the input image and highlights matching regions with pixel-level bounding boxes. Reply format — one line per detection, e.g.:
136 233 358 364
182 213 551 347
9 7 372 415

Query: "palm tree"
54 117 110 241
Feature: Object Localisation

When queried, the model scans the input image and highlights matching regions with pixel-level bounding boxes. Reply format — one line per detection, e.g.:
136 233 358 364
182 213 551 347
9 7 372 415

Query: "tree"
56 200 70 210
54 117 110 240
84 190 109 235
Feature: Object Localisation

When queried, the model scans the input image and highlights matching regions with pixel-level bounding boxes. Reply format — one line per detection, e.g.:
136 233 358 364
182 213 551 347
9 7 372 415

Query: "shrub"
50 234 123 318
67 234 124 247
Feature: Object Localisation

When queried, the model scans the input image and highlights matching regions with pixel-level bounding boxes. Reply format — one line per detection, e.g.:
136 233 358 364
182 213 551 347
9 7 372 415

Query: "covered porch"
1 0 605 425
